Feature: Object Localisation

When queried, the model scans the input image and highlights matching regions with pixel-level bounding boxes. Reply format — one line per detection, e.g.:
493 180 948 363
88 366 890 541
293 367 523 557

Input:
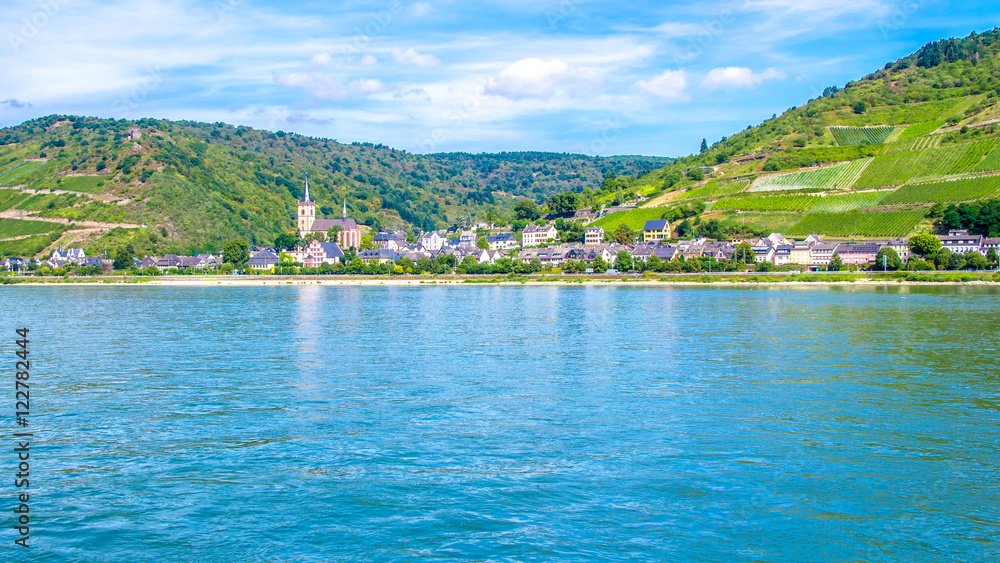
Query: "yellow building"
789 242 812 265
643 220 670 242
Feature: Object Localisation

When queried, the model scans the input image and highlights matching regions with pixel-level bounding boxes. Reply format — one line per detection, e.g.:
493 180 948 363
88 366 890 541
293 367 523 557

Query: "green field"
786 209 927 237
881 176 1000 204
713 195 817 213
853 140 997 187
0 218 63 239
833 96 979 127
57 176 104 193
749 159 871 192
712 211 803 233
15 192 86 212
829 126 896 146
974 145 1000 171
898 120 946 140
0 161 31 182
677 179 751 200
39 201 133 224
0 190 30 212
712 189 893 215
589 206 668 232
808 191 892 212
0 232 62 258
0 161 47 186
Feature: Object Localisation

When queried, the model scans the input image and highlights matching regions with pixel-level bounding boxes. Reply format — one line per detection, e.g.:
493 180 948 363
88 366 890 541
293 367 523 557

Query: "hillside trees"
909 233 942 257
874 247 902 271
222 238 249 265
514 199 540 220
546 192 582 214
612 224 636 244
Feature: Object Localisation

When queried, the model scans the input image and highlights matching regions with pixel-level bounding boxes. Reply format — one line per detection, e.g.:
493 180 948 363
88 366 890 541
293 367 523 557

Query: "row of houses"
748 230 999 268
133 253 224 271
369 224 609 254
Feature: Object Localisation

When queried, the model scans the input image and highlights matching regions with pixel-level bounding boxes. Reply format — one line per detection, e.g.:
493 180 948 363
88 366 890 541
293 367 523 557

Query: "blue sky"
1 0 997 156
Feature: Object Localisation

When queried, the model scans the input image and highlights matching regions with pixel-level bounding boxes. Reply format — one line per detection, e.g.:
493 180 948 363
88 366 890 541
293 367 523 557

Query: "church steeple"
342 199 347 219
297 175 316 234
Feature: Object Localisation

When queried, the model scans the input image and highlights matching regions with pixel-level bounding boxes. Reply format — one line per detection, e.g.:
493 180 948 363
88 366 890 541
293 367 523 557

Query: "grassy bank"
3 271 999 285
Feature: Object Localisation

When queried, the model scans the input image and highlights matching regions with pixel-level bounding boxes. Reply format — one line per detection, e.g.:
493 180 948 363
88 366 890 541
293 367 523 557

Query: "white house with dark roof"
485 232 517 250
940 230 983 254
522 224 558 246
584 226 604 245
248 249 280 271
982 237 1000 256
417 230 447 251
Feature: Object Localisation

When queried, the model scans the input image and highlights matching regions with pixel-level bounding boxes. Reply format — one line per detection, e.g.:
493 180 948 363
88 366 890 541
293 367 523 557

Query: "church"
297 179 361 249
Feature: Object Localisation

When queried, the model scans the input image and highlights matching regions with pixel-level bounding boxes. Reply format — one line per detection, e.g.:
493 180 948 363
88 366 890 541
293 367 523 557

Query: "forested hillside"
594 28 1000 240
0 117 668 257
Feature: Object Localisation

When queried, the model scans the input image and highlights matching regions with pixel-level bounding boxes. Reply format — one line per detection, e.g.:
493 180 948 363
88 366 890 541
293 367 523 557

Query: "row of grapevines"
853 140 994 188
712 195 817 212
881 175 1000 204
808 191 892 213
677 179 751 200
974 145 1000 171
0 190 30 212
589 206 669 232
830 126 896 146
0 161 30 182
0 161 47 187
748 159 872 192
898 120 945 140
949 139 997 173
786 209 926 237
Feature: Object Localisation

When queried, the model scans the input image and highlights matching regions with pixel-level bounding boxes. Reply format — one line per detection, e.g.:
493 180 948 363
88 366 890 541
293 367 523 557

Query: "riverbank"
4 271 1000 286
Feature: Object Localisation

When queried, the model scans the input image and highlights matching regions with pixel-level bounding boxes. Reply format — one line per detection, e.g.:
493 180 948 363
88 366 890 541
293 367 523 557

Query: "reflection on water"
2 285 999 561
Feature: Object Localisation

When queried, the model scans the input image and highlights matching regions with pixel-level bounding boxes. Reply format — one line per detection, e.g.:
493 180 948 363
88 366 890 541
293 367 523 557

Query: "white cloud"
411 2 432 16
274 71 387 101
359 54 377 65
633 22 706 36
311 52 332 66
391 48 439 68
634 70 688 102
1 99 33 108
487 58 569 100
701 67 786 91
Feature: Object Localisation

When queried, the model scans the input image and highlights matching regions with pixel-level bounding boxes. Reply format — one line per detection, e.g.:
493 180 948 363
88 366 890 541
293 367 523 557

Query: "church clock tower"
297 177 315 234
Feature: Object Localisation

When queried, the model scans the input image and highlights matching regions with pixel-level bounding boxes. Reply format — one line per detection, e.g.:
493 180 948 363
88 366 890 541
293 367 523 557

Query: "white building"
584 226 604 245
522 224 558 247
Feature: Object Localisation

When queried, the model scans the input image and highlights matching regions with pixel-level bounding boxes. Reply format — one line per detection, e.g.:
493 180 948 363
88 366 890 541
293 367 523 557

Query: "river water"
2 285 998 561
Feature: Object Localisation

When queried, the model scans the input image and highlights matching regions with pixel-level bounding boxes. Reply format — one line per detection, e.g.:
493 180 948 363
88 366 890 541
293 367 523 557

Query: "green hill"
4 28 1000 258
0 118 669 257
597 28 1000 240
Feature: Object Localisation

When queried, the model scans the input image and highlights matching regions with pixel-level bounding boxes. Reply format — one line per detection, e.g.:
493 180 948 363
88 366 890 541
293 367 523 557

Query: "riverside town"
4 182 998 278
